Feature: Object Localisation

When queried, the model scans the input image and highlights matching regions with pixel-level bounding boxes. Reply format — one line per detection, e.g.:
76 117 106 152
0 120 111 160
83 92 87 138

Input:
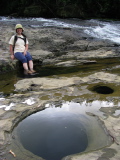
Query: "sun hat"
15 24 24 30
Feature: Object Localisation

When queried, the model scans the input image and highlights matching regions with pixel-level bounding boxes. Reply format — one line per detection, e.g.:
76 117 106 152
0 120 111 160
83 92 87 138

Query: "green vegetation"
0 0 120 19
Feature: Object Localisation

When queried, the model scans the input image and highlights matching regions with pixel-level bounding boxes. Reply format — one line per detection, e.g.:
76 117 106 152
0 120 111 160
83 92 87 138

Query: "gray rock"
0 24 119 72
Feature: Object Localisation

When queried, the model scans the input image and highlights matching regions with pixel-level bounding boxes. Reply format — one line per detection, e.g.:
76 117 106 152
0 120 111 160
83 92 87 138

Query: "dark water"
20 57 120 78
92 85 114 94
15 107 88 160
0 71 18 97
1 57 120 97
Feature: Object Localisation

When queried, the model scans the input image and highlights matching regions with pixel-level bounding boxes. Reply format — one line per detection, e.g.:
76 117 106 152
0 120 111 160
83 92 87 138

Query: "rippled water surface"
1 16 120 43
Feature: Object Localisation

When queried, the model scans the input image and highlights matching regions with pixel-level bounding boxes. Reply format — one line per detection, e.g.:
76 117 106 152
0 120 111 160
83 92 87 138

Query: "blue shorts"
14 52 32 63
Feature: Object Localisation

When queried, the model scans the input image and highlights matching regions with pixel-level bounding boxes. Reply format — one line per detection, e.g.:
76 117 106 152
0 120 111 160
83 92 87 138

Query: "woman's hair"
21 33 27 38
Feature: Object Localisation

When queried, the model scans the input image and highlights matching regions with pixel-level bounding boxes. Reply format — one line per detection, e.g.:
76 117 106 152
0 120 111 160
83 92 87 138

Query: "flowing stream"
1 16 120 44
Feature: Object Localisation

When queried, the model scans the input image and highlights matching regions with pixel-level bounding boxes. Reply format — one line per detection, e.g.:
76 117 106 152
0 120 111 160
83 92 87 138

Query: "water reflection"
12 101 112 160
0 58 120 96
54 100 120 118
114 110 120 116
16 108 88 160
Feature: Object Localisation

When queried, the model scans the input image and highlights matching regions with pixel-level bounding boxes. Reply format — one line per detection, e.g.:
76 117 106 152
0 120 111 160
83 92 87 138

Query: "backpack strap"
13 35 18 51
13 34 27 51
21 33 27 46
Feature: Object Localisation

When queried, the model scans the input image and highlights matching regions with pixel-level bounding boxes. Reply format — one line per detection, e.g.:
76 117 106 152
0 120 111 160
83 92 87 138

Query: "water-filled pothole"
17 112 87 160
91 85 114 94
11 102 112 160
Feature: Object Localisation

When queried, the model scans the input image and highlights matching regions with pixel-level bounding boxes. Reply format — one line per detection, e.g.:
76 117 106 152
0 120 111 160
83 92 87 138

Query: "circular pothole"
14 111 88 160
11 102 112 160
91 85 114 94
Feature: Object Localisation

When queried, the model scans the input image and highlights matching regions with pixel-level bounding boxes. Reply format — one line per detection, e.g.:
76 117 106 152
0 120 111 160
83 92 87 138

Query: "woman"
9 24 36 75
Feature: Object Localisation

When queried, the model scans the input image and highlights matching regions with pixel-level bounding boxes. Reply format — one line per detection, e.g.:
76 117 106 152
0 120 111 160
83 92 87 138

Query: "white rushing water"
1 16 120 44
84 19 120 44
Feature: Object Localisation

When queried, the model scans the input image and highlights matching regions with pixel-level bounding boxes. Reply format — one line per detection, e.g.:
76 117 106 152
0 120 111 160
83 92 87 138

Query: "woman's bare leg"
28 60 33 70
29 60 36 72
23 63 29 70
23 63 32 74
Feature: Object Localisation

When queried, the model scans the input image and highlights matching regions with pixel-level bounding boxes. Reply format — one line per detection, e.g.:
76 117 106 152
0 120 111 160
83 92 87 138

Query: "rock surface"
0 22 120 72
0 22 120 160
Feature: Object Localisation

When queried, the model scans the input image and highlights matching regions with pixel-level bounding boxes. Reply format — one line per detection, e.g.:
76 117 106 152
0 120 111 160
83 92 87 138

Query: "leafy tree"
0 0 120 19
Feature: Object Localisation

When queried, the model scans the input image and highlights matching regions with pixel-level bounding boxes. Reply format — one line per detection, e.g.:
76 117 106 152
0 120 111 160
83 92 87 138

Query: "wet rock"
14 77 81 92
0 22 120 160
55 60 96 67
14 72 120 92
0 24 119 72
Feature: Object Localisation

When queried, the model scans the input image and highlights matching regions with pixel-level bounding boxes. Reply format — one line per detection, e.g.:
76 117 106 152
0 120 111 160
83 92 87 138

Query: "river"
1 16 120 44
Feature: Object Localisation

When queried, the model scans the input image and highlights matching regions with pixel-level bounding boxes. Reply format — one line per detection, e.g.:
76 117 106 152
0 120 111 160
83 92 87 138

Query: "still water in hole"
9 101 113 160
16 107 88 160
13 101 112 160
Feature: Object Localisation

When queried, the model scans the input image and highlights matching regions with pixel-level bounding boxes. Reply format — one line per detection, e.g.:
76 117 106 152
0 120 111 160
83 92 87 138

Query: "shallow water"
0 57 120 97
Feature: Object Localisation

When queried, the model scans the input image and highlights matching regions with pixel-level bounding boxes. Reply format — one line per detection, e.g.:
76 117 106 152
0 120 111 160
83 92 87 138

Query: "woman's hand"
11 55 15 60
23 51 27 55
9 45 14 60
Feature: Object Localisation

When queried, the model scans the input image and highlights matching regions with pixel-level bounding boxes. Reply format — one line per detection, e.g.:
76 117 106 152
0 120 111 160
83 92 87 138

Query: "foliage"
0 0 120 19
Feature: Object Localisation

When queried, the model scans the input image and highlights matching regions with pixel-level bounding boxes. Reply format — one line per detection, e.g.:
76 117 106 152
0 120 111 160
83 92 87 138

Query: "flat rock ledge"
0 25 120 72
0 71 120 160
14 72 120 92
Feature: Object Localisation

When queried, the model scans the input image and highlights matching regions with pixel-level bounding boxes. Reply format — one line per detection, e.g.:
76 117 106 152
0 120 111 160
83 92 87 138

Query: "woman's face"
16 28 23 35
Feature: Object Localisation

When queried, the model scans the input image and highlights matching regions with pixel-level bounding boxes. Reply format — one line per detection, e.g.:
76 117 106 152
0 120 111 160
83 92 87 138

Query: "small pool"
12 102 112 160
0 57 120 97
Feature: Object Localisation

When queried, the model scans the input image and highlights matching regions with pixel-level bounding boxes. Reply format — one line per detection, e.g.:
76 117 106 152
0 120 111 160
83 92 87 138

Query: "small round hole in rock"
92 85 114 94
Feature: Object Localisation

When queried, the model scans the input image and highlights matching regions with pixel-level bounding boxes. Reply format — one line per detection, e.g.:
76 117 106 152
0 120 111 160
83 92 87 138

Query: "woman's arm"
9 44 15 60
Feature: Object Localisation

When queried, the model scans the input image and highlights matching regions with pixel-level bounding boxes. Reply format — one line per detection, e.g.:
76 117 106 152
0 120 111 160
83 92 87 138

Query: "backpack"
13 34 27 51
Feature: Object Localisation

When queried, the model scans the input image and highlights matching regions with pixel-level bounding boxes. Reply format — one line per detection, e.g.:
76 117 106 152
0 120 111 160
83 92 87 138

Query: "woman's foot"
30 69 36 73
24 70 33 75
